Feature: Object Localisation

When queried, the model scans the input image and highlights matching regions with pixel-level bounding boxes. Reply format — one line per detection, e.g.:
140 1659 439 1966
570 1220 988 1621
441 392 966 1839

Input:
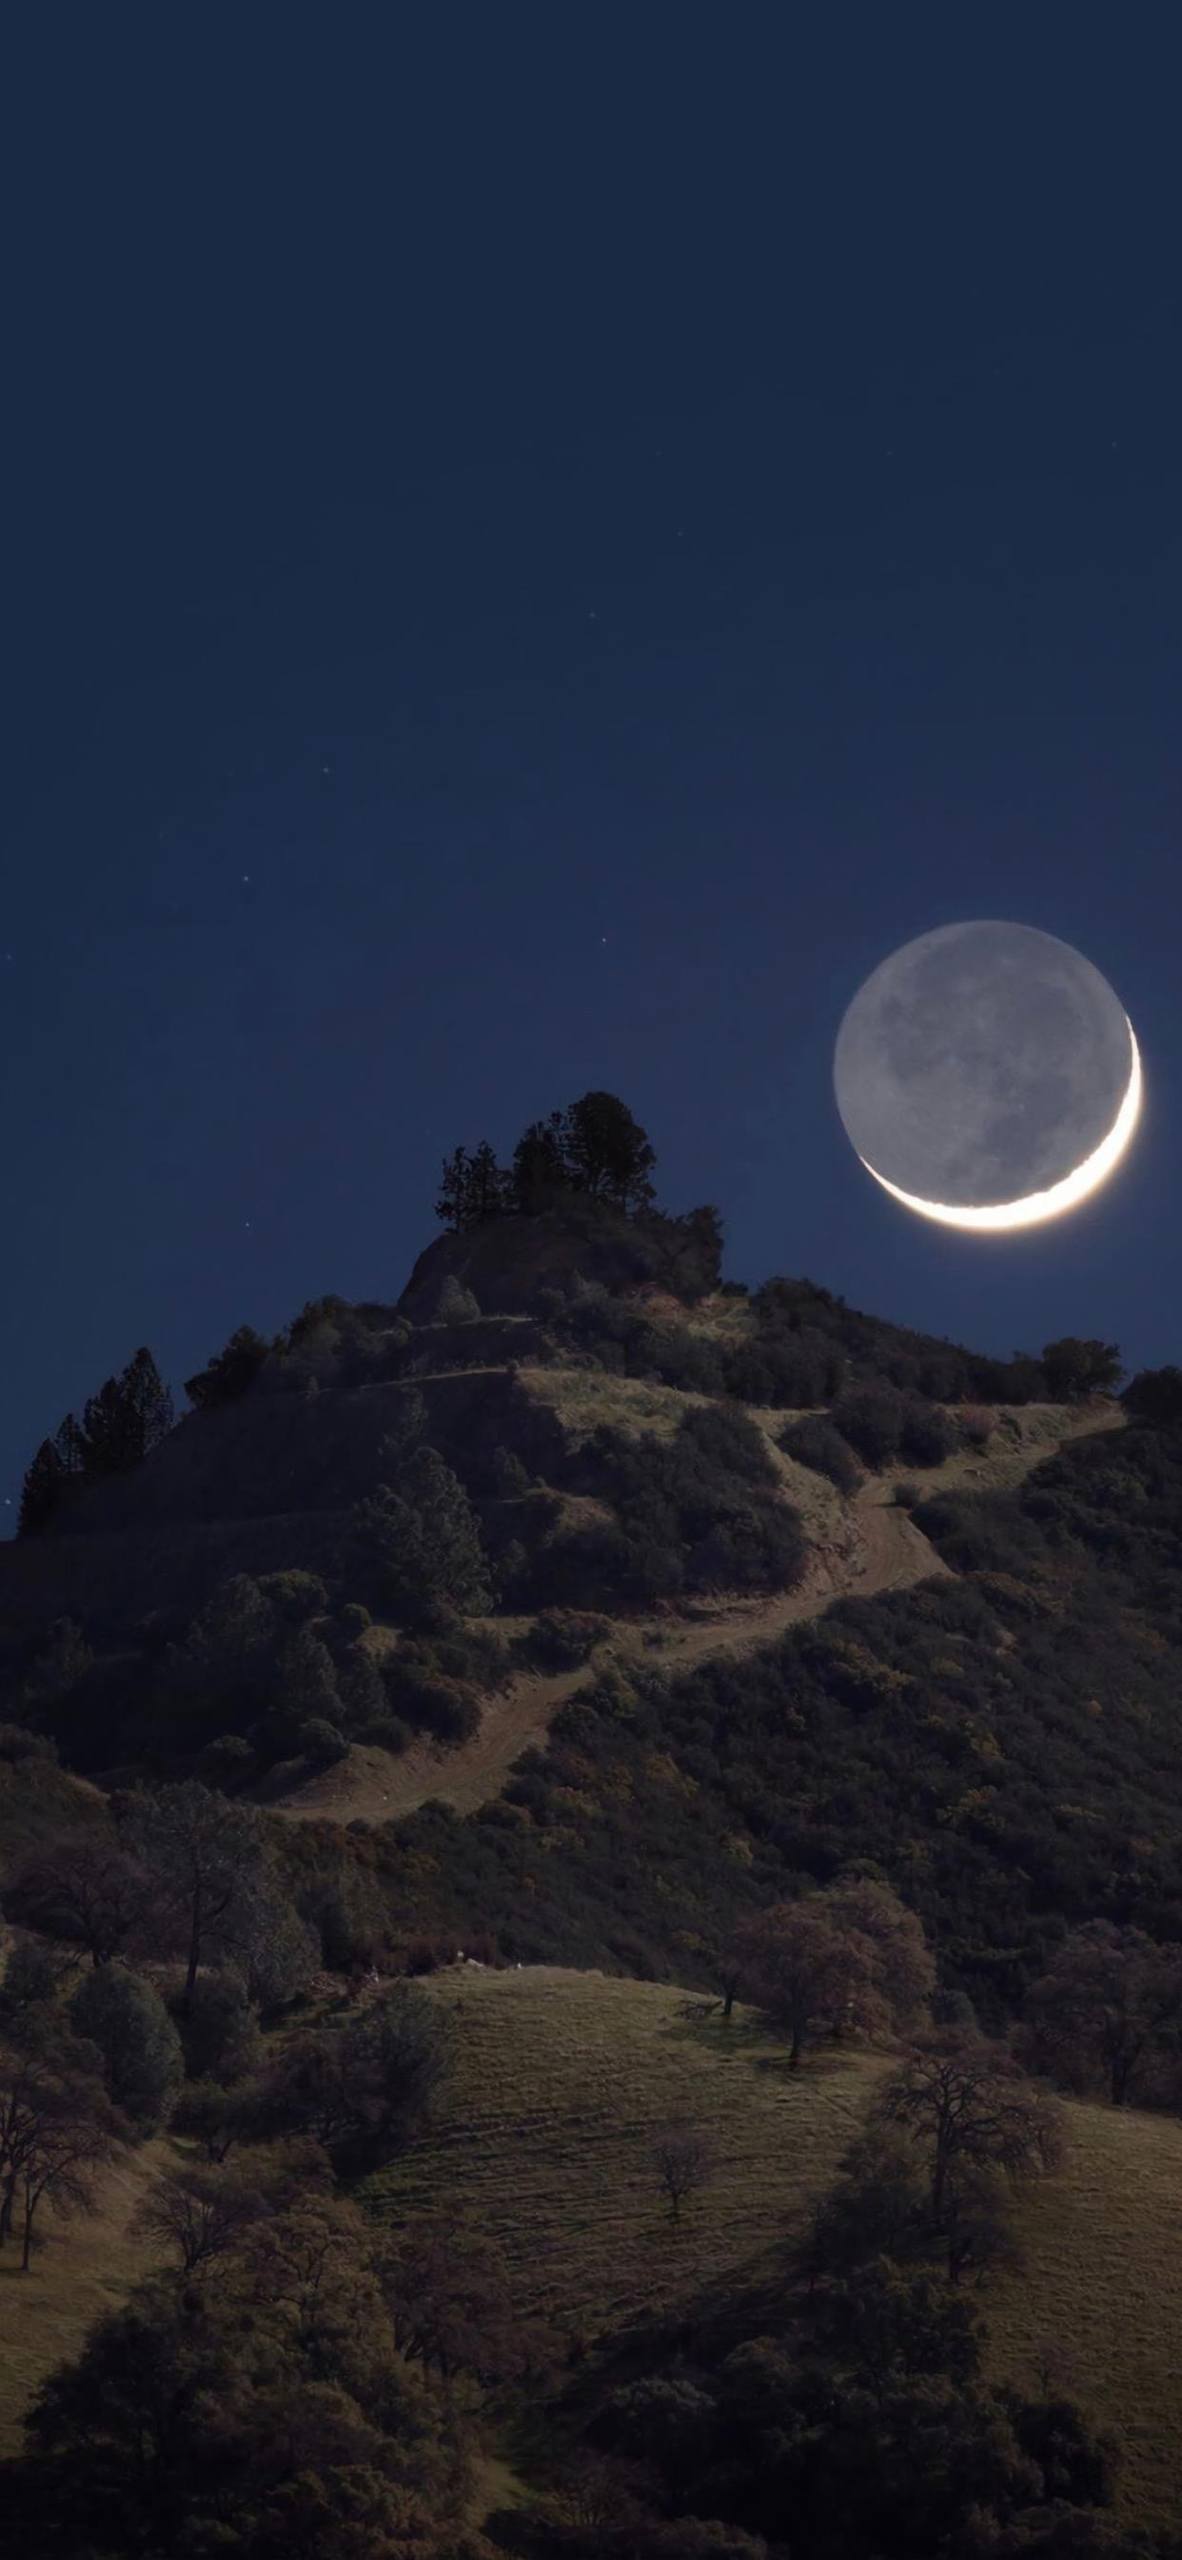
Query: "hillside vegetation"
365 1964 1182 2531
3 1122 1181 2560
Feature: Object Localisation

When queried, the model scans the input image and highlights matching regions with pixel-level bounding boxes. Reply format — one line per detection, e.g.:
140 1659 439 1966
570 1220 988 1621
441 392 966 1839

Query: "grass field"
0 2138 166 2457
362 1966 888 2344
362 1964 1182 2526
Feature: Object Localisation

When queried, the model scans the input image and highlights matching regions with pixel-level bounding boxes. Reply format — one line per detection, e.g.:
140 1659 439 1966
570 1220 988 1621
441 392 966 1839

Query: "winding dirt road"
265 1397 1123 1829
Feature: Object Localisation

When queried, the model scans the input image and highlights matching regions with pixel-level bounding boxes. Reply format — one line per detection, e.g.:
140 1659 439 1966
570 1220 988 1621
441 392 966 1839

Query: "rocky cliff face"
397 1198 720 1321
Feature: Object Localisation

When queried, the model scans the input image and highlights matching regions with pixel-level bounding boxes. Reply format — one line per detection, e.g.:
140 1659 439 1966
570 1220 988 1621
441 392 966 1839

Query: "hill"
364 1964 1182 2532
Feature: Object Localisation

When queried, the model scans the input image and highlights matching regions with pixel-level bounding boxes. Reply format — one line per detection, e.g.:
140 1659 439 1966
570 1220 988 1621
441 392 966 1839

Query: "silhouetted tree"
436 1138 509 1229
82 1347 174 1473
1040 1338 1123 1401
18 1440 65 1536
1122 1364 1182 1426
511 1109 572 1211
564 1090 657 1211
184 1325 269 1411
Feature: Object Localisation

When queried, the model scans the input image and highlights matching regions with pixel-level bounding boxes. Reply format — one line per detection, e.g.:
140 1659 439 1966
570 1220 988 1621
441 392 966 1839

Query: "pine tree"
120 1347 175 1457
351 1446 493 1624
436 1139 507 1229
18 1440 66 1537
563 1091 657 1210
511 1110 571 1212
81 1348 173 1475
468 1140 508 1221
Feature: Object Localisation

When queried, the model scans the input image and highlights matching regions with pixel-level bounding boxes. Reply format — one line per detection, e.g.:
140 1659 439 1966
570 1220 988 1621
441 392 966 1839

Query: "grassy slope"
362 1965 1182 2529
0 2139 166 2457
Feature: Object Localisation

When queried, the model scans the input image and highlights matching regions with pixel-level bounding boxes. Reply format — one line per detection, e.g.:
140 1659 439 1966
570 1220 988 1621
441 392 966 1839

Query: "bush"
892 1480 921 1509
0 1723 59 1764
958 1404 994 1448
298 1717 349 1768
676 1402 777 1486
198 1733 255 1787
172 1969 262 2084
522 1609 610 1671
338 1602 373 1637
779 1417 861 1494
898 1400 959 1466
492 1446 532 1497
436 1276 481 1324
70 1963 184 2129
831 1385 907 1467
359 1714 413 1755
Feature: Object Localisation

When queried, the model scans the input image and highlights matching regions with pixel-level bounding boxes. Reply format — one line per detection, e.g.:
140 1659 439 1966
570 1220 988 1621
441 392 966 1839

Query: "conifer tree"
18 1440 66 1537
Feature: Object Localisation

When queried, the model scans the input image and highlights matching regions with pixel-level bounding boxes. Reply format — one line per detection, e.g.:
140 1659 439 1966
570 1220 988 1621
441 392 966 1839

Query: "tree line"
18 1345 173 1536
436 1088 659 1227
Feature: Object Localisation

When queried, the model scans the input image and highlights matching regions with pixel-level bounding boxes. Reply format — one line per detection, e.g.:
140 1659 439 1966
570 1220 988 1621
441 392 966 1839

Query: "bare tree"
120 1783 264 2008
652 2124 714 2222
0 2034 128 2270
133 2163 269 2274
877 2034 1063 2220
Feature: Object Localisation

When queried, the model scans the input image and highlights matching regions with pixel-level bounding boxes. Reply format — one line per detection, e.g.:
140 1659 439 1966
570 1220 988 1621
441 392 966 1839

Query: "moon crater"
834 921 1139 1231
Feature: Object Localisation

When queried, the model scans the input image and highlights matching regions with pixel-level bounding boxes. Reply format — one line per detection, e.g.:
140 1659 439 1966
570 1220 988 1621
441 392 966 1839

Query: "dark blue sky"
5 12 1181 1512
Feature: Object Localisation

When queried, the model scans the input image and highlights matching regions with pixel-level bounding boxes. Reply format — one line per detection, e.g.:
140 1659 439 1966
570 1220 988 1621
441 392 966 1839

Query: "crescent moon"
856 1018 1143 1232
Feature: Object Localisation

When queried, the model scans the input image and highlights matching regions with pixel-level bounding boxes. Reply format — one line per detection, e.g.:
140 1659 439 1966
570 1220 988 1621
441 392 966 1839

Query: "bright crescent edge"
857 1019 1143 1232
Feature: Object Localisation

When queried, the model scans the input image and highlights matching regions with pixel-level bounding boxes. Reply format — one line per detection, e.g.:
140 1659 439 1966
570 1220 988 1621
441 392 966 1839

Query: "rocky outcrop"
397 1199 720 1322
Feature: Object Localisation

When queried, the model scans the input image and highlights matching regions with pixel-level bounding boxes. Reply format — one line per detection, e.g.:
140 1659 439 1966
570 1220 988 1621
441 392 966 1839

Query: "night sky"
5 14 1181 1516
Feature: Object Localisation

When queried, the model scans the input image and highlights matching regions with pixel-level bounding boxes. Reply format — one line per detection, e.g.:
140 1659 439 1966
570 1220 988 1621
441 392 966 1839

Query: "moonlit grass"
858 1019 1143 1232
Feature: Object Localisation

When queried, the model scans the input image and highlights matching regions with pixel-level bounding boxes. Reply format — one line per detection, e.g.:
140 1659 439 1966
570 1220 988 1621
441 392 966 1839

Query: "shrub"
779 1417 861 1494
958 1404 994 1448
521 1609 610 1671
338 1602 373 1637
172 1969 263 2084
436 1276 481 1324
198 1733 255 1787
0 1722 59 1765
898 1400 959 1466
892 1480 921 1509
676 1402 777 1486
298 1717 349 1768
359 1714 413 1755
831 1385 905 1467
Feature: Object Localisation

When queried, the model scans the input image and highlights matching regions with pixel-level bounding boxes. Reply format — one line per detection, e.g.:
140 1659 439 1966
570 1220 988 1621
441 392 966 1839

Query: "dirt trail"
266 1397 1122 1829
268 1482 947 1826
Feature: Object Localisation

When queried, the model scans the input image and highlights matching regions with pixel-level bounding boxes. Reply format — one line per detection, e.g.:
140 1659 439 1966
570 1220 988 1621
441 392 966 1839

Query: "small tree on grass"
0 2032 129 2269
652 2124 714 2223
733 1879 931 2067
